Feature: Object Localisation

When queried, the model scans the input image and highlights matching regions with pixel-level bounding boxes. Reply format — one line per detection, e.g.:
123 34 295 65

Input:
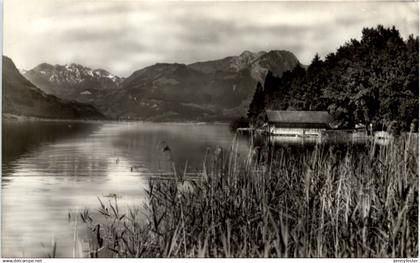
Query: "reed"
81 132 418 258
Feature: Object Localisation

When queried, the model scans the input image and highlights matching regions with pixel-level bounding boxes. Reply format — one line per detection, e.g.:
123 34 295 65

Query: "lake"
1 121 249 257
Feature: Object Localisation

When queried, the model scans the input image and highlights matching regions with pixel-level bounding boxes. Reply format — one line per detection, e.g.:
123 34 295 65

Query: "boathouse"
266 110 332 137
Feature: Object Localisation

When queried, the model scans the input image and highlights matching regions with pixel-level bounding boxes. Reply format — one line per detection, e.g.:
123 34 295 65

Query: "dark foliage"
248 25 419 131
229 116 249 131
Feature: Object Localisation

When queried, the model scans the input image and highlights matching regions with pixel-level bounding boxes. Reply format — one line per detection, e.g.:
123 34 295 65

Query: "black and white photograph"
1 0 419 259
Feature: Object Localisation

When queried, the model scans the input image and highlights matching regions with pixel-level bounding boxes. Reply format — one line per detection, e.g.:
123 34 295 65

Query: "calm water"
1 121 248 257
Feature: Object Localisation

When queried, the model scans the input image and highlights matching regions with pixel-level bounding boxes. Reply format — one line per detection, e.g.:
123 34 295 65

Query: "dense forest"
246 25 419 133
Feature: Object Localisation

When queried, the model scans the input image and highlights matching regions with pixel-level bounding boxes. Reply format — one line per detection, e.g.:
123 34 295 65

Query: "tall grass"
80 132 418 258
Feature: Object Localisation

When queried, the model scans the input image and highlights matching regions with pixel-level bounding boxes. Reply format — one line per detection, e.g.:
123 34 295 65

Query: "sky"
3 0 419 77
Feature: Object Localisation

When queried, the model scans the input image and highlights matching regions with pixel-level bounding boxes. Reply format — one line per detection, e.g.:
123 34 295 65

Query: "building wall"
269 122 330 129
269 126 325 136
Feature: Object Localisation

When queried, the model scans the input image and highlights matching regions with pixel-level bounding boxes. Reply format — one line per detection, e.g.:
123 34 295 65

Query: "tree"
247 82 265 126
247 25 419 131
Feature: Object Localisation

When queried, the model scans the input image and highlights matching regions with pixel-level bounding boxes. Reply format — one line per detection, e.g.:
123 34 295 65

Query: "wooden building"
265 110 332 137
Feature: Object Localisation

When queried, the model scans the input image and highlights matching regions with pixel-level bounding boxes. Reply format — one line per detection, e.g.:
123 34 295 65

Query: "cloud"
4 0 418 77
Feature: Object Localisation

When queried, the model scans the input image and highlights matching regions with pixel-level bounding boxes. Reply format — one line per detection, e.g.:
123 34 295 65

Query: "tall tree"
247 25 419 132
247 82 265 126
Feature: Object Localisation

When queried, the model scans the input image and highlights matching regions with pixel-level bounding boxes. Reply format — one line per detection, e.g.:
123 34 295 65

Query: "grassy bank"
80 132 418 258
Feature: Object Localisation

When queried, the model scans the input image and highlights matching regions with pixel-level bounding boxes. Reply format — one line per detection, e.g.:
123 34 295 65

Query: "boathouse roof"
266 110 332 128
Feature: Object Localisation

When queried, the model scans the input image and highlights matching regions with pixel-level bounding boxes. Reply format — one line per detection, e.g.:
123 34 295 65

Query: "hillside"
100 50 300 121
3 56 105 120
189 50 300 82
21 50 300 121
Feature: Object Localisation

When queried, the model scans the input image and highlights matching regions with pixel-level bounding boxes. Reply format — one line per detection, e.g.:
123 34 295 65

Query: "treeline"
247 25 419 132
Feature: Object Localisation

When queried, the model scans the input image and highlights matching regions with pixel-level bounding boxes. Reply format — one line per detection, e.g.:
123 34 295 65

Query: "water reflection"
2 121 246 257
2 120 100 175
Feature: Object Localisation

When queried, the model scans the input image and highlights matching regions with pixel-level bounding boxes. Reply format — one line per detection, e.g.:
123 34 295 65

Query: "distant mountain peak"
23 62 122 104
268 49 292 54
26 62 121 84
239 50 254 57
2 56 104 120
19 49 301 121
34 62 54 71
187 49 298 81
64 63 86 70
231 50 267 72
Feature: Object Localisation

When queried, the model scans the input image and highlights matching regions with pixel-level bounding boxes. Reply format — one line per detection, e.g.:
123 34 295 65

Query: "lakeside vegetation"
246 25 418 132
77 130 418 258
53 24 418 258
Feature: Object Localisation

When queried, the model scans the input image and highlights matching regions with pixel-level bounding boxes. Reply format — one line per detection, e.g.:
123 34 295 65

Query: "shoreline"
1 113 231 125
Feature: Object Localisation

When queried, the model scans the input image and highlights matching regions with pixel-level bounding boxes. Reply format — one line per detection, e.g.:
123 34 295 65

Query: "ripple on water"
2 122 244 257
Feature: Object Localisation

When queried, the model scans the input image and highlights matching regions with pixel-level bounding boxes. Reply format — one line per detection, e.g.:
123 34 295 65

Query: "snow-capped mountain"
23 63 122 103
28 63 120 84
22 50 302 121
3 56 104 119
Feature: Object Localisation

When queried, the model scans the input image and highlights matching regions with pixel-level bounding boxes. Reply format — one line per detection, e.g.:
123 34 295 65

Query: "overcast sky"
4 0 419 77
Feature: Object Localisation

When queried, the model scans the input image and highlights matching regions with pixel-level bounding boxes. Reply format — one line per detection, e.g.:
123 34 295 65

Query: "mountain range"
17 50 301 121
22 63 123 104
3 56 104 120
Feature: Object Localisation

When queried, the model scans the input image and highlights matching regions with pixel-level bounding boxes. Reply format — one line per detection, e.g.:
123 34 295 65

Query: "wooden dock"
136 172 204 181
236 128 267 134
